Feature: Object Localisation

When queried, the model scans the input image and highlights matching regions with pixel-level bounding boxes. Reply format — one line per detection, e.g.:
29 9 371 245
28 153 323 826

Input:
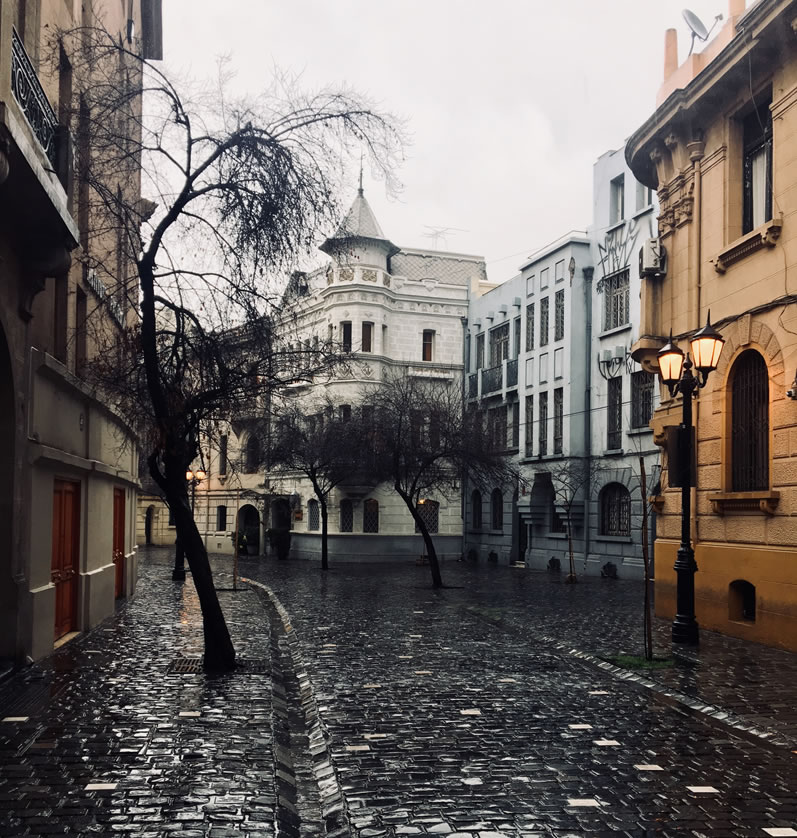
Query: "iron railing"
11 28 58 166
482 364 502 394
468 373 478 399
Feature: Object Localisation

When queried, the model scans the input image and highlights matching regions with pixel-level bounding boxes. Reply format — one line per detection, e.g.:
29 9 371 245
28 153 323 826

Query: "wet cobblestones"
240 557 797 838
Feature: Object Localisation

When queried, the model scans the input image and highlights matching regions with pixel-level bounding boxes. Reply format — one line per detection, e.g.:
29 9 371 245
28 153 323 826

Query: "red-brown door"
113 488 125 599
52 480 80 640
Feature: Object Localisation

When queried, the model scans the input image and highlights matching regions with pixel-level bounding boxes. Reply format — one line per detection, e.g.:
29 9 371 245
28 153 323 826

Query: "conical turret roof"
320 187 399 257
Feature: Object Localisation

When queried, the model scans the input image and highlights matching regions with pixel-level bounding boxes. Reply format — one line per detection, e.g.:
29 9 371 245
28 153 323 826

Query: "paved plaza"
1 547 796 837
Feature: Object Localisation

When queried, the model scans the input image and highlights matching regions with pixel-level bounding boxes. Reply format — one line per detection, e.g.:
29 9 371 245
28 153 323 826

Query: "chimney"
728 0 745 17
664 28 679 80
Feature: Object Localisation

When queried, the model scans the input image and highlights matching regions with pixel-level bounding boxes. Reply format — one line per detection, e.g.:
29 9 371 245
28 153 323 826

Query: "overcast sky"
161 0 740 283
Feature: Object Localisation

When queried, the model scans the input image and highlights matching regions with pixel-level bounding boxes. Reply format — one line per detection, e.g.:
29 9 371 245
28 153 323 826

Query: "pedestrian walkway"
0 548 278 837
241 556 797 838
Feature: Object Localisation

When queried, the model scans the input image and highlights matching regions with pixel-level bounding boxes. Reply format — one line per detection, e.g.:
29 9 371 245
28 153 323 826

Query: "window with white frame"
610 174 625 224
742 99 772 234
540 267 549 289
631 370 655 429
555 259 565 282
602 269 629 331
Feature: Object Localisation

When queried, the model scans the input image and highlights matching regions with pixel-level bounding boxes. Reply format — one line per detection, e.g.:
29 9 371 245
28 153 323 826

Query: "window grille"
511 402 520 448
540 298 549 346
601 269 629 331
340 499 353 532
471 490 482 530
489 323 510 366
216 505 227 531
553 387 563 454
538 391 548 456
731 350 769 491
415 499 439 533
491 489 503 531
607 376 622 449
525 395 534 457
489 405 507 451
631 371 655 428
600 483 631 536
526 303 535 351
513 317 521 358
363 499 379 533
554 290 565 341
476 333 485 369
308 500 320 531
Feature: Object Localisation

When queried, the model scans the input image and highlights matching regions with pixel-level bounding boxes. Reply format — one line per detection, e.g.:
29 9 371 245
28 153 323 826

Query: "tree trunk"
156 456 236 672
566 512 577 583
397 487 443 588
320 497 329 571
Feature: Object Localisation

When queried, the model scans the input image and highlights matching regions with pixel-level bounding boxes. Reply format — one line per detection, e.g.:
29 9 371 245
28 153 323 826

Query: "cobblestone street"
1 548 796 837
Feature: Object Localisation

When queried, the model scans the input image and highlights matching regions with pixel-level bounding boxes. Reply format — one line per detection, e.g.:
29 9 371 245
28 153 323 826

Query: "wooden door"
113 488 125 599
52 480 80 640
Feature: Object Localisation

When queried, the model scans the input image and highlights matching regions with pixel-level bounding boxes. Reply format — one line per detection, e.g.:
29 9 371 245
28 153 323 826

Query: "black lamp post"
657 314 725 644
172 467 206 582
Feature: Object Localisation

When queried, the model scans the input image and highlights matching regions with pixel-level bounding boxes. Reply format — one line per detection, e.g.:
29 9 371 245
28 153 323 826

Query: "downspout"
583 265 595 568
460 314 469 561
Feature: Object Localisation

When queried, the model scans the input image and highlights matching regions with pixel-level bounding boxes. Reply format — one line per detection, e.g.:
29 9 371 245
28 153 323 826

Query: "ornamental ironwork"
11 28 58 166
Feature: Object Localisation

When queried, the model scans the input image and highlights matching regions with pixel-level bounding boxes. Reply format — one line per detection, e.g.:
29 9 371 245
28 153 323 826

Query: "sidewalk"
0 547 278 837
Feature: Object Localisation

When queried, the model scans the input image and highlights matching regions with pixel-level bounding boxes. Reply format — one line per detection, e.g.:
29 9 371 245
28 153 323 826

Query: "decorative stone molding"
711 215 783 273
708 491 780 515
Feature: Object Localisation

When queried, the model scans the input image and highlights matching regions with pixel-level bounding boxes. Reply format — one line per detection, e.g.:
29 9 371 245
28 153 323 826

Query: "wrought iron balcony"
482 364 502 394
11 28 57 166
506 358 518 388
468 373 478 399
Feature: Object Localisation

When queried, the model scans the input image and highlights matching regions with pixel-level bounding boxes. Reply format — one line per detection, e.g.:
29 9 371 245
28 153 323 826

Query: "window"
489 405 507 451
245 435 260 473
539 352 548 383
540 298 549 346
168 505 175 526
554 347 563 379
340 404 352 422
75 287 87 376
553 387 563 454
422 330 434 362
215 505 227 532
415 499 439 533
340 499 353 532
631 371 655 428
554 289 565 341
731 350 769 491
361 322 373 353
538 391 548 456
476 333 485 369
610 174 625 224
526 303 535 351
513 317 521 359
341 321 352 352
308 500 320 531
489 323 509 366
526 274 535 296
600 483 631 536
551 502 566 534
540 267 549 289
363 499 379 533
491 488 503 531
742 99 772 234
219 435 228 475
607 377 622 450
636 181 653 211
465 334 471 372
511 402 520 449
602 269 629 331
555 259 565 282
525 395 533 457
471 490 482 530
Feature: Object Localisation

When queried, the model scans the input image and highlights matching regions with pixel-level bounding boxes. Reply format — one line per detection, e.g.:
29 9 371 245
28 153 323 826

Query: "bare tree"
549 458 596 584
268 396 364 570
56 23 405 670
367 373 520 588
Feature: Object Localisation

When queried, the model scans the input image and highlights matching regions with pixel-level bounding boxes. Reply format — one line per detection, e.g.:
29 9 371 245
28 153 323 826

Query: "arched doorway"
238 504 260 556
145 505 155 545
0 322 14 659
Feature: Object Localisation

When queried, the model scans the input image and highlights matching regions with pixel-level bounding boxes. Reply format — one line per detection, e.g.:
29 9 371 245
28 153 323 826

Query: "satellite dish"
682 8 723 56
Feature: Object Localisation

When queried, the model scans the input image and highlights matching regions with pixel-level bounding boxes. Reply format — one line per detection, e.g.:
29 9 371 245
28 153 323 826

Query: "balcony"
482 364 502 394
467 357 521 401
11 27 57 167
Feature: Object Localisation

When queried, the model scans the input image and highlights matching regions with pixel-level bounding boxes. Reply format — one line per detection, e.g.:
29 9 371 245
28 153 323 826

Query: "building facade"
0 1 161 665
627 0 797 649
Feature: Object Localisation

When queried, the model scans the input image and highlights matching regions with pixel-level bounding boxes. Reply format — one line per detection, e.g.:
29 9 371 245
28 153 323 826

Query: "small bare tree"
56 23 405 670
367 373 520 588
549 458 595 584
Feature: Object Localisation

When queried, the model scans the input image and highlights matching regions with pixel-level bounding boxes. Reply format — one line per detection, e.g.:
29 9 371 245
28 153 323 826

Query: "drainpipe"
583 266 594 569
460 314 468 561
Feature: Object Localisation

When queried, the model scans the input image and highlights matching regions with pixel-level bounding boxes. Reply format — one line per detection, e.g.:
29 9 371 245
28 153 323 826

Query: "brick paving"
240 556 797 838
1 549 796 837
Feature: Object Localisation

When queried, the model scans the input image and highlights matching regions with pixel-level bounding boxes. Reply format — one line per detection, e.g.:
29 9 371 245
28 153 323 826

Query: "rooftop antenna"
682 8 723 56
358 153 364 196
422 225 469 249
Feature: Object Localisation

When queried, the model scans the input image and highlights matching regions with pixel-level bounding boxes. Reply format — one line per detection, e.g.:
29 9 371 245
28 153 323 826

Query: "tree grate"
167 658 269 675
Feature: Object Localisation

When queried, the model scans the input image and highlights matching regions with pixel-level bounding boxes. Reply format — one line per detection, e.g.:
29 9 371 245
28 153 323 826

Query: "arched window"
244 435 260 473
491 489 503 531
731 350 769 491
415 499 439 534
471 490 482 530
363 499 379 533
340 499 353 532
600 483 631 536
307 500 320 531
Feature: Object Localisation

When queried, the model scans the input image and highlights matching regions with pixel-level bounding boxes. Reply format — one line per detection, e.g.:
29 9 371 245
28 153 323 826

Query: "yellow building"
627 0 797 650
0 1 162 665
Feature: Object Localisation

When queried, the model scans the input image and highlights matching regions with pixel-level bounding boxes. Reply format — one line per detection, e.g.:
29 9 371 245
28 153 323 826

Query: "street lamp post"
657 314 724 645
172 467 206 582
